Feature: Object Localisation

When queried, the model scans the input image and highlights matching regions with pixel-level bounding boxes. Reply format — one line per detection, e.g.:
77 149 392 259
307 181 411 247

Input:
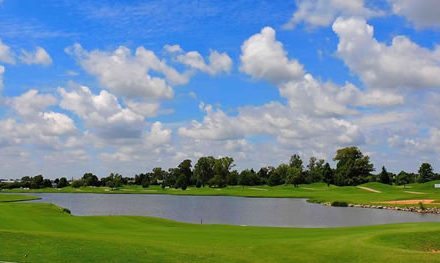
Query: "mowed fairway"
1 194 440 262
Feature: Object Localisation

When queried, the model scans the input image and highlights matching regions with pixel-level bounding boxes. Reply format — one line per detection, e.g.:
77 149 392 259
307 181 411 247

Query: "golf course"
2 181 440 262
4 180 440 208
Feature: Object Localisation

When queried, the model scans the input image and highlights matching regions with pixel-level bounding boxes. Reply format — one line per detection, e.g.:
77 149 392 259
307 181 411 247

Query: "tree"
285 167 303 187
193 156 215 187
396 171 410 188
30 175 44 189
71 179 84 188
151 167 166 185
103 173 123 189
82 173 99 186
238 169 259 186
333 147 374 186
323 163 333 187
289 154 303 170
57 177 68 188
226 170 239 185
178 159 193 185
418 163 434 183
175 174 188 190
305 157 325 183
379 166 391 185
208 174 226 188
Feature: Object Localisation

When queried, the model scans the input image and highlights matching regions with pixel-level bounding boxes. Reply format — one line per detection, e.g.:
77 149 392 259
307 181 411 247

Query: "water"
32 193 440 227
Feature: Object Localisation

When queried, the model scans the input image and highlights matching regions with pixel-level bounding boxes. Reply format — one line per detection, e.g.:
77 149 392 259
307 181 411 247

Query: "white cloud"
66 44 186 99
59 85 145 140
333 17 440 90
390 0 440 29
7 89 57 116
284 0 380 29
175 49 232 75
240 27 304 84
0 39 15 64
0 65 4 93
19 47 52 66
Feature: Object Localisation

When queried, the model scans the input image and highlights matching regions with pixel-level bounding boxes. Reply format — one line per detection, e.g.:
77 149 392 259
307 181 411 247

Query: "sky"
1 0 440 179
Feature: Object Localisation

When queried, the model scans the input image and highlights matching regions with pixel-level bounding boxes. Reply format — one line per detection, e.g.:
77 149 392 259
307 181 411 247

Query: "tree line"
1 147 439 190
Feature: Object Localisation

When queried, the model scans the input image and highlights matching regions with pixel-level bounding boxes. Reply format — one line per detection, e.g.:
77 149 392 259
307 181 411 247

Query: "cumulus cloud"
333 17 440 90
66 44 185 99
2 90 77 147
59 85 146 140
284 0 380 29
240 27 304 84
7 89 57 116
174 49 232 75
389 0 440 29
19 47 52 66
0 39 15 64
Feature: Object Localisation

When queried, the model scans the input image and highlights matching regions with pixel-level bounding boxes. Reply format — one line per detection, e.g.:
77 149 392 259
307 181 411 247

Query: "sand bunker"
357 186 381 193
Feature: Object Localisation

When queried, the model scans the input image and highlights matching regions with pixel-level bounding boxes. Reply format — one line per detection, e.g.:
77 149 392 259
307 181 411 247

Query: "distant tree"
151 167 166 185
322 163 333 187
226 170 239 186
193 156 215 187
257 167 270 185
57 177 68 188
418 163 434 183
103 173 123 189
268 168 283 186
305 157 325 183
238 169 259 186
178 159 193 185
396 171 410 188
208 174 226 188
82 173 99 186
175 174 188 190
285 167 303 187
42 179 52 188
333 147 374 186
71 179 84 188
30 175 44 189
141 176 150 188
379 166 391 185
289 154 303 170
275 163 291 183
214 157 235 183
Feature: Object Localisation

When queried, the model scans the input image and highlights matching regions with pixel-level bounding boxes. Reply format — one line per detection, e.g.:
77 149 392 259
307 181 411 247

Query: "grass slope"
0 195 439 262
3 181 440 207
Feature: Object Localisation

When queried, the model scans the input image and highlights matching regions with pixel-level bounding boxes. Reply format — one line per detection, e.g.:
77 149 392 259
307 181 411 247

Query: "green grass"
3 180 440 208
0 193 440 262
0 194 39 202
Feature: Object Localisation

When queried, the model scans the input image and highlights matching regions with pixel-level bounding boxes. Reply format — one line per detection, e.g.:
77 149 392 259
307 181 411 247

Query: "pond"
32 193 440 227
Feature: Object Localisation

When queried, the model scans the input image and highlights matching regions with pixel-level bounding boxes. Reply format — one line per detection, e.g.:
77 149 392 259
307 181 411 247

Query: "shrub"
62 208 71 214
331 201 348 207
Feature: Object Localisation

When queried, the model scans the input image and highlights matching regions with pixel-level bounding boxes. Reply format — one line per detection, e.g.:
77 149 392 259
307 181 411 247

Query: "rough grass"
0 194 440 262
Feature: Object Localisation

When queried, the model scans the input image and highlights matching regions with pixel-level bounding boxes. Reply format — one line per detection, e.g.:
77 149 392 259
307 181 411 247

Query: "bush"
62 208 71 214
71 179 84 188
331 201 348 207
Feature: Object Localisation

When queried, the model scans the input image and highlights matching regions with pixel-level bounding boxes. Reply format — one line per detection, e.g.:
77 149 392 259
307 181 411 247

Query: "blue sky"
1 0 440 179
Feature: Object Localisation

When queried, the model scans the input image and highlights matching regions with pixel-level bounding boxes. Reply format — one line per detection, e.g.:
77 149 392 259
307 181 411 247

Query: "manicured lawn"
3 180 440 208
0 194 440 262
0 194 39 202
